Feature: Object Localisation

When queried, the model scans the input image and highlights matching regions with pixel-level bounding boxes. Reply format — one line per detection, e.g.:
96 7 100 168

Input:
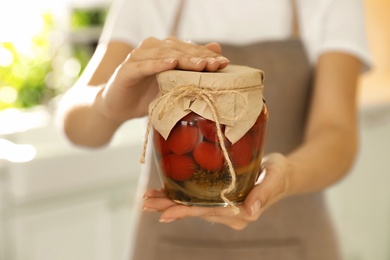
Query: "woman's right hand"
59 37 229 147
98 37 230 123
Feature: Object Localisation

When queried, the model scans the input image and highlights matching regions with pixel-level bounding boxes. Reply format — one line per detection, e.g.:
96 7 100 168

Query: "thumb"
244 153 289 216
244 169 267 217
204 42 222 54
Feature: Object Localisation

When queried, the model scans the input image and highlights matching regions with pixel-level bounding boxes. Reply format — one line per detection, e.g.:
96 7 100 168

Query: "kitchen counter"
0 110 147 260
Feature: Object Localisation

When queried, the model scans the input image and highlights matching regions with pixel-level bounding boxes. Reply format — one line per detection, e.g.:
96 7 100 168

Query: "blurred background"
0 0 389 259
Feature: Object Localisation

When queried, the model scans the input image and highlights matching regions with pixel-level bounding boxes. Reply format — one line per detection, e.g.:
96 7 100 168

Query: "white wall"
327 103 390 260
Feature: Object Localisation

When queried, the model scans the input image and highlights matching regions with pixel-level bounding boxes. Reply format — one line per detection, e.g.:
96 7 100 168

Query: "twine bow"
140 84 258 214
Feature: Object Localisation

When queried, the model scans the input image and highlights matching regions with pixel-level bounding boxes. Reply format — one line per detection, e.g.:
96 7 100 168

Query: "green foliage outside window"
71 8 108 29
0 8 108 112
0 13 57 111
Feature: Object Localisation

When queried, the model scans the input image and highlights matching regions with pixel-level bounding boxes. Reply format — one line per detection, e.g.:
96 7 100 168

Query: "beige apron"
128 1 342 259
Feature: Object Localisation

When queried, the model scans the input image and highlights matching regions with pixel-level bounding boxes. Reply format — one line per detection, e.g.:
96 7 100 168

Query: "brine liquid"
153 105 268 206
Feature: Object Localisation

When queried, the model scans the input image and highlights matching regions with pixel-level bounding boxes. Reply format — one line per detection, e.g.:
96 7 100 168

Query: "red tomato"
193 142 224 171
250 123 268 156
160 154 196 181
228 134 253 167
181 112 198 125
153 130 170 156
198 118 227 143
248 105 269 154
249 104 268 134
167 123 199 155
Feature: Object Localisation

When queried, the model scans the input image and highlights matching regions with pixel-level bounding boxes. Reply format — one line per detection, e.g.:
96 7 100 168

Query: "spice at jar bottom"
145 65 269 209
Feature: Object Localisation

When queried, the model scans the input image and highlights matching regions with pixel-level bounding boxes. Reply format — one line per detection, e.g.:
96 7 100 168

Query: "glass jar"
153 103 268 206
145 65 268 208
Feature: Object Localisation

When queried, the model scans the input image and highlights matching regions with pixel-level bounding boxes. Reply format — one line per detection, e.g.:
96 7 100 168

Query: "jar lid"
150 65 265 144
157 64 264 91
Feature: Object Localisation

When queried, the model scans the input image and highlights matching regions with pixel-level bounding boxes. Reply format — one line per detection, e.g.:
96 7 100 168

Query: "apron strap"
291 0 300 39
170 0 186 37
171 0 300 38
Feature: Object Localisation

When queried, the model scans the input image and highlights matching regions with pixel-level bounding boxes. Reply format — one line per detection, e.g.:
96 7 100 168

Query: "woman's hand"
59 37 230 147
98 37 230 122
142 153 291 230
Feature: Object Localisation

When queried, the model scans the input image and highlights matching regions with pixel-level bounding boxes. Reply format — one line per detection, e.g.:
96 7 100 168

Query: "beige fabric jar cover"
141 64 265 212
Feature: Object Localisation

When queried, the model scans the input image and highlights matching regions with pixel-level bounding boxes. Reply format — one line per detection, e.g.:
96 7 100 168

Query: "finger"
204 42 222 54
243 184 266 217
142 197 177 212
127 47 209 71
142 37 224 63
243 170 266 217
143 188 167 199
141 37 217 59
159 203 248 222
136 37 229 71
118 57 178 81
204 42 230 69
129 47 226 72
202 215 250 230
204 57 225 71
244 167 288 217
216 57 230 70
162 38 229 71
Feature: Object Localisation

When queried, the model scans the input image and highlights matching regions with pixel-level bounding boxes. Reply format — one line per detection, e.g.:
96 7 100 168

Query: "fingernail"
216 56 230 64
251 200 261 216
164 57 177 64
142 206 157 212
190 57 204 65
206 57 217 64
159 218 176 223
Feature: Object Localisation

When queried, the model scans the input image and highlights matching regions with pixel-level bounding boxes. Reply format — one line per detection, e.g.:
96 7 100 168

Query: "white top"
100 0 371 66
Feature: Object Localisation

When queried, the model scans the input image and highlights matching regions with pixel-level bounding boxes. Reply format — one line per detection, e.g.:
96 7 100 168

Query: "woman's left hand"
142 153 291 230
